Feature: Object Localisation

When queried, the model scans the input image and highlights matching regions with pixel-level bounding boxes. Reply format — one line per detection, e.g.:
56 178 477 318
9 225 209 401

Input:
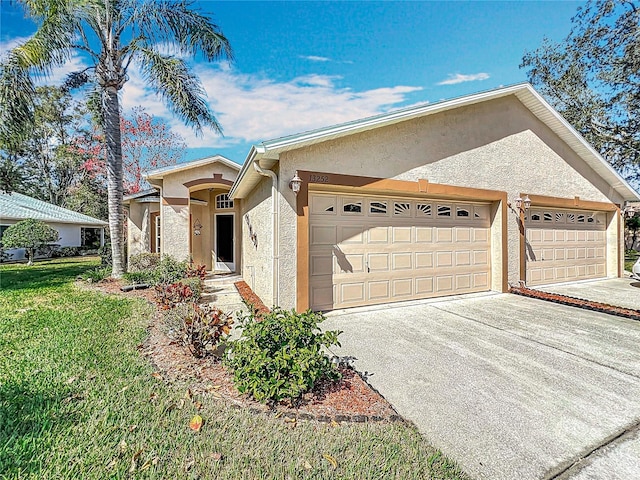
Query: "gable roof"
145 154 240 181
0 192 107 226
230 83 640 202
123 188 160 204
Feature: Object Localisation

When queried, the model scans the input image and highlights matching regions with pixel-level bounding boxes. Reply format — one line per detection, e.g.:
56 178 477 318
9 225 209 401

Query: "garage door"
309 193 492 311
525 208 607 286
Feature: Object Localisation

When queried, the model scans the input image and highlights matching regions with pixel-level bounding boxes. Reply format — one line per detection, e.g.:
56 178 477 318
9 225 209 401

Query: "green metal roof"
0 192 107 226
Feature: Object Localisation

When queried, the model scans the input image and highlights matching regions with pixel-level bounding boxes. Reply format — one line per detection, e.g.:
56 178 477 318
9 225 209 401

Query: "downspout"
253 158 279 307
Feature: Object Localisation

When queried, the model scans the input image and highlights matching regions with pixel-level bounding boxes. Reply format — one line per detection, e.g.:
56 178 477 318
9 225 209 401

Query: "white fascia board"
145 155 240 180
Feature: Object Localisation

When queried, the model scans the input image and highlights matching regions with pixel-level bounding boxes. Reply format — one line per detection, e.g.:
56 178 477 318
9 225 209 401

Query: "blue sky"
0 0 584 165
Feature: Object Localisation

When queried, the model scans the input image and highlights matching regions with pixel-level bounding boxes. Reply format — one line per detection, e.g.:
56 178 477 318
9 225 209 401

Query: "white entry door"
214 213 235 272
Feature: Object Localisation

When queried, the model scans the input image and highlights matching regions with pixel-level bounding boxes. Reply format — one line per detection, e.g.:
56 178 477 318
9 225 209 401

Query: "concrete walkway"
323 293 640 480
201 274 248 319
536 277 640 311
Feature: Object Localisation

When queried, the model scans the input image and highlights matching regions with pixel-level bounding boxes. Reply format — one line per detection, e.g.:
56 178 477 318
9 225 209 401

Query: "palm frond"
129 0 233 62
138 48 220 134
0 57 36 152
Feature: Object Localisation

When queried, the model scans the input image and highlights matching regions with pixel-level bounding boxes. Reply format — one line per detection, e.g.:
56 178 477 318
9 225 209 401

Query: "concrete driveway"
323 293 640 480
536 277 640 311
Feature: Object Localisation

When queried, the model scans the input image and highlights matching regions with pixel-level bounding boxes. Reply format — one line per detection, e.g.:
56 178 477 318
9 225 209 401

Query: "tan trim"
518 208 526 284
183 174 233 189
524 193 618 212
502 201 509 292
295 170 508 311
296 179 310 311
618 208 623 277
162 197 189 206
150 211 159 253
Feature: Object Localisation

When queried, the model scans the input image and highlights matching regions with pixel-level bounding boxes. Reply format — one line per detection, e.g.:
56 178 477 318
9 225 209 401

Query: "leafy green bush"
124 254 189 286
154 255 188 284
98 243 112 266
51 246 80 258
2 219 59 265
81 266 112 282
128 252 160 272
182 304 233 358
224 308 342 404
123 270 156 285
0 242 11 263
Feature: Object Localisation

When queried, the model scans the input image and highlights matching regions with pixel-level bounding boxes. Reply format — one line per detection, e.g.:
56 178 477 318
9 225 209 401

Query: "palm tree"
0 0 232 277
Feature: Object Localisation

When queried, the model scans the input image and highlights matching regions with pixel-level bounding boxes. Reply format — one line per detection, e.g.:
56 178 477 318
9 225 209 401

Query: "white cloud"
0 35 33 60
120 65 423 149
300 55 332 62
437 72 490 85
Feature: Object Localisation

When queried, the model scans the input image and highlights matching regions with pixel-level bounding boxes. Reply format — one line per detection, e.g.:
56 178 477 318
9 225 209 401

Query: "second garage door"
525 208 607 286
309 193 492 311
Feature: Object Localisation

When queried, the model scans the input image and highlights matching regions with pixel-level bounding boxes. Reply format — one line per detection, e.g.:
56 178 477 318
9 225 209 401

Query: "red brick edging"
510 286 640 321
234 280 270 317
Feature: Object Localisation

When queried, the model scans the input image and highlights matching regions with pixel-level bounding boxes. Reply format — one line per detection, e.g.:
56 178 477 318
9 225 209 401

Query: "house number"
309 174 329 183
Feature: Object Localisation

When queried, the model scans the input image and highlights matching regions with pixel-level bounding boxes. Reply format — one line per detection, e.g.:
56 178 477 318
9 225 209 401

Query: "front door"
215 213 235 272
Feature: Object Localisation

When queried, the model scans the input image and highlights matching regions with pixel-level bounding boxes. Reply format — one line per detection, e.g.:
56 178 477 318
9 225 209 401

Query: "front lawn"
0 258 468 479
625 251 638 273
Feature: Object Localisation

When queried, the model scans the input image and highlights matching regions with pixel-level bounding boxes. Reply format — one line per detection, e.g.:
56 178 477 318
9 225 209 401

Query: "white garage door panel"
309 193 492 310
525 208 607 287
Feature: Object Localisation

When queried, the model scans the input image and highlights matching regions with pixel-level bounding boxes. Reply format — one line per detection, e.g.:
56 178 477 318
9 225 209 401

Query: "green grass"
625 251 639 272
0 258 469 480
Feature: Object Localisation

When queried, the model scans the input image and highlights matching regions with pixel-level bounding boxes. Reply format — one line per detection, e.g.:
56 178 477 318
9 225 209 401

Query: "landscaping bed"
88 277 401 424
4 258 468 480
510 285 640 321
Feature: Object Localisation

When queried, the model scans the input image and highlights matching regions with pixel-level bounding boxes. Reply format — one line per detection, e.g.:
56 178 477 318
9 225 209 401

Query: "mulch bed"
81 278 401 424
510 286 640 321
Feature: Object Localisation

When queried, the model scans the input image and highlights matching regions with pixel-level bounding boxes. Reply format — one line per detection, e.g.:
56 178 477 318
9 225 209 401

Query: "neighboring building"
0 192 107 261
127 83 640 312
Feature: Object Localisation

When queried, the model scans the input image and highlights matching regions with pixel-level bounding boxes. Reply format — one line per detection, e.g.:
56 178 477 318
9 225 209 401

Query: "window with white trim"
216 194 234 209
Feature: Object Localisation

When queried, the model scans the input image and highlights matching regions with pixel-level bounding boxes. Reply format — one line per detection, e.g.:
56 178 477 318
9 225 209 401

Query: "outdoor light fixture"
193 219 202 236
289 171 302 195
510 195 531 213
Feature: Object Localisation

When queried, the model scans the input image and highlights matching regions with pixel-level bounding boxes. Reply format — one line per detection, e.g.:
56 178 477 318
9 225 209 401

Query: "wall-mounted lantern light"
510 194 531 213
193 218 202 236
289 171 302 195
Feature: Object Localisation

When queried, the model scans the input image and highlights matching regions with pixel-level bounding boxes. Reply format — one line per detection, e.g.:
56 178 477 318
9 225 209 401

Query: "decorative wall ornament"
193 218 203 236
244 214 258 248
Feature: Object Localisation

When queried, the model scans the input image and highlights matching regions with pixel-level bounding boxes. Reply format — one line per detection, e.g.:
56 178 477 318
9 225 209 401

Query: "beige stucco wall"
273 95 625 309
162 201 191 262
241 175 274 306
156 160 240 268
127 201 160 259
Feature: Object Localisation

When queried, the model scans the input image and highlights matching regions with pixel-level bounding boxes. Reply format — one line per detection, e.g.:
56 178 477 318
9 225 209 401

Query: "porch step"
201 274 247 318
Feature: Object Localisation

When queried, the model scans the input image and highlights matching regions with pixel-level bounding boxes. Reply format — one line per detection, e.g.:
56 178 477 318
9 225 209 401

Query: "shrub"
154 255 189 284
51 246 80 258
181 304 233 358
128 252 160 272
0 243 11 263
82 266 111 283
154 278 201 309
2 219 59 265
123 270 156 285
99 243 112 266
186 263 207 280
178 276 202 301
224 308 342 404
